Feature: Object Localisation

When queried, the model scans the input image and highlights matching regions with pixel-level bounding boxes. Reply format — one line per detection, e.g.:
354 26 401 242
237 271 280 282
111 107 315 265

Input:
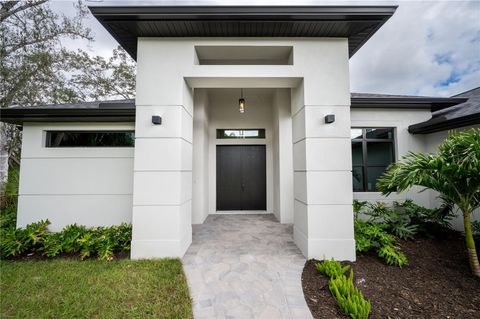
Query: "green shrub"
363 202 418 240
0 167 20 229
329 270 371 319
393 199 454 234
315 258 350 279
0 221 132 260
358 200 454 240
473 221 480 242
354 219 408 267
353 200 368 219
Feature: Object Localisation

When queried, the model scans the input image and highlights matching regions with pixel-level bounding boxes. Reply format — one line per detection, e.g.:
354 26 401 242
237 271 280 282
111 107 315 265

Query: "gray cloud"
51 0 480 97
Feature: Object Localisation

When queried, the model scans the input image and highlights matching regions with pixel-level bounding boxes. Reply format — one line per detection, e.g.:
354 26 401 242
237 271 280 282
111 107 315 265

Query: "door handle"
241 183 245 192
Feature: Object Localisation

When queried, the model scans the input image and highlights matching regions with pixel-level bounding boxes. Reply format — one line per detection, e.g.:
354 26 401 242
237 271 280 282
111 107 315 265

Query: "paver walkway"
183 214 313 319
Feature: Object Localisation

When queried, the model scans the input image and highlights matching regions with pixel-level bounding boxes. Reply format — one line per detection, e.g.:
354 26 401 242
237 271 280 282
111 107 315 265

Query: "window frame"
351 127 396 192
45 130 135 148
216 128 266 139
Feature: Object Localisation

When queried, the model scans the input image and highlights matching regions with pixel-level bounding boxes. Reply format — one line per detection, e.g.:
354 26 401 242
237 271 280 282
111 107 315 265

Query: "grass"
0 258 193 319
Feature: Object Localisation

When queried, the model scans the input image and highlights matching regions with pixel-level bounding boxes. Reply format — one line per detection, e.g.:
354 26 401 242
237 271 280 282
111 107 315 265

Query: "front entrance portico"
130 38 355 261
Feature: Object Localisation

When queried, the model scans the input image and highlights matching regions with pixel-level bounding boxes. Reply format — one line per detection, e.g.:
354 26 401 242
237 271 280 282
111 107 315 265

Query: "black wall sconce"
152 116 162 125
324 114 335 124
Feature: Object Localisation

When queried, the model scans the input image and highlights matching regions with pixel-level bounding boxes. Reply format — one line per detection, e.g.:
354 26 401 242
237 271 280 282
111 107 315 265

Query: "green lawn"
0 258 193 319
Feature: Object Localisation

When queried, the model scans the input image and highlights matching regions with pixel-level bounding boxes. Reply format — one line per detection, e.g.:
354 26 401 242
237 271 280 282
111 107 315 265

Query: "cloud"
51 0 480 97
349 1 480 97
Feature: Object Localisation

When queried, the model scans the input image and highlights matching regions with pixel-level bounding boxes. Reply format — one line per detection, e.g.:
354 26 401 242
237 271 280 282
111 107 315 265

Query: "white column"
291 43 356 261
131 78 193 259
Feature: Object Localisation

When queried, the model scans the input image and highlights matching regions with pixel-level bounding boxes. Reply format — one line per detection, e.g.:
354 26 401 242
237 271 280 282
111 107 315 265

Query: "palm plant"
377 129 480 277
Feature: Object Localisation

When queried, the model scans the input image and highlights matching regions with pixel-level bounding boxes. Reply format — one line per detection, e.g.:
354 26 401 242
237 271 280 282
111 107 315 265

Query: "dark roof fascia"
0 108 135 125
408 113 480 134
89 5 397 59
351 97 468 112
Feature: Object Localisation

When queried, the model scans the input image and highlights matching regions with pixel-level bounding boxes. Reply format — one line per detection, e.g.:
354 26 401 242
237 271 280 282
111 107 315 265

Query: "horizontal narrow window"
216 129 265 139
46 131 135 147
351 128 395 192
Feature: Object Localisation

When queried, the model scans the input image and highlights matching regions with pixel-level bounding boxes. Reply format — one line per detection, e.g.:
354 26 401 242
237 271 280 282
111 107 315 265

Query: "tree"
377 129 480 277
0 0 136 185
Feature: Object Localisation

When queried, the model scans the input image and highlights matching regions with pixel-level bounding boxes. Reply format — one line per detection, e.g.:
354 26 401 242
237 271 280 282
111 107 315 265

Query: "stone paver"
183 214 313 319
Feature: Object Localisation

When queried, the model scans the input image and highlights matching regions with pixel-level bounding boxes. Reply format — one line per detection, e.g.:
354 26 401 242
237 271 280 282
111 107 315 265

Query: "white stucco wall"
273 89 294 224
192 89 210 224
16 122 134 231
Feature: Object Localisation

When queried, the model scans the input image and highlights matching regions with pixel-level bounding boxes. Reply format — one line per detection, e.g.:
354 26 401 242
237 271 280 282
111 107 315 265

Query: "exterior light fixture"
152 115 162 125
325 114 335 124
239 88 246 113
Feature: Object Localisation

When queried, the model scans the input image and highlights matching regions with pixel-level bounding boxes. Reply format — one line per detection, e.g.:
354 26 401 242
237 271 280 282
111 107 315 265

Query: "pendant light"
239 88 246 113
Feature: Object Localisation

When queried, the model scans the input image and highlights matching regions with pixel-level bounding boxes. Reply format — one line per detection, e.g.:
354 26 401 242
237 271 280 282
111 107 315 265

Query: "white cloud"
349 1 480 97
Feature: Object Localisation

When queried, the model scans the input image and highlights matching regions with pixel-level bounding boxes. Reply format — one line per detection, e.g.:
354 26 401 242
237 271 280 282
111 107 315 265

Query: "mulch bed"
302 233 480 319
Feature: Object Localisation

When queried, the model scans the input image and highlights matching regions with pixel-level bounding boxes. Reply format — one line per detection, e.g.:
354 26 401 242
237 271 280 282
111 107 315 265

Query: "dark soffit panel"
89 5 397 60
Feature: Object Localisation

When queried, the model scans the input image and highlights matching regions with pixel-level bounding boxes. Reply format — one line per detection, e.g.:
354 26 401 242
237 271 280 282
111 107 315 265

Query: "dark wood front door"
216 145 266 211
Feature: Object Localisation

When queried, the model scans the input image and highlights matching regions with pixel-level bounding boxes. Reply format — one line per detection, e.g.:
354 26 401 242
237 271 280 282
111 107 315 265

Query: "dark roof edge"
408 113 480 134
89 5 398 15
351 97 468 112
0 108 135 125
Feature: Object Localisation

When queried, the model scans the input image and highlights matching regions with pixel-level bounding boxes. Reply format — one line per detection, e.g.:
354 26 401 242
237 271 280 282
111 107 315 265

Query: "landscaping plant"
377 129 480 277
329 271 371 319
354 219 408 267
315 258 350 279
473 221 480 242
0 220 132 260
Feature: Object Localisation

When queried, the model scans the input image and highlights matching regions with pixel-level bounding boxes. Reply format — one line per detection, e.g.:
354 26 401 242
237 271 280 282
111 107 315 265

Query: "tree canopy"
0 0 136 166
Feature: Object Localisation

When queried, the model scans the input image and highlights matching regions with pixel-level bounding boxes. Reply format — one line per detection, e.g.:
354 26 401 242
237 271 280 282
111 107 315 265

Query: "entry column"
292 78 355 261
131 80 193 259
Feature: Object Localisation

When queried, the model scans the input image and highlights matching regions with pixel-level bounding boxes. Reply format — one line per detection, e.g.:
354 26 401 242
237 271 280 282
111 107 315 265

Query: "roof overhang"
88 5 397 60
408 113 480 134
0 106 135 125
351 97 468 112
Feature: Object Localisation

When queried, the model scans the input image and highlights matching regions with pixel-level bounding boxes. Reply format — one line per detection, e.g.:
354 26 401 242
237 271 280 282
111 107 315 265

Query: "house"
1 5 479 260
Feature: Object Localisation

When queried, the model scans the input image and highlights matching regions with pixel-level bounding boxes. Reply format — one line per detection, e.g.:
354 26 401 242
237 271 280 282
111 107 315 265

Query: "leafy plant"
316 258 350 279
394 199 454 234
354 219 408 267
0 220 132 260
329 270 371 319
353 200 368 219
362 202 418 240
473 221 480 242
377 129 480 277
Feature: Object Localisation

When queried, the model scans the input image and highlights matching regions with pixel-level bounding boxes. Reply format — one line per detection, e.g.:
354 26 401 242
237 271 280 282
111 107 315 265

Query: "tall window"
46 131 135 147
351 128 395 192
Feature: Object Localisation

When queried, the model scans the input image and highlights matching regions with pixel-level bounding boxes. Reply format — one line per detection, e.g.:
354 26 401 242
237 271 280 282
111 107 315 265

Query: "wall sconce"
152 116 162 125
324 114 335 124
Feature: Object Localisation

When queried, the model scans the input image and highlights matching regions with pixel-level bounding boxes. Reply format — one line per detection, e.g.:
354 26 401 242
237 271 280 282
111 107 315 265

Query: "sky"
50 0 480 97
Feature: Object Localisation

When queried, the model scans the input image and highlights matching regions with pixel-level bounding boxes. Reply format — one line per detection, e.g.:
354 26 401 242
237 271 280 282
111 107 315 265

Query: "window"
351 128 395 192
216 129 265 139
46 131 135 147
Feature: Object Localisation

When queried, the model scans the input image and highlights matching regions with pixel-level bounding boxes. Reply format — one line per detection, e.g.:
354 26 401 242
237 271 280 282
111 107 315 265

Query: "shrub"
354 219 408 267
0 221 132 260
358 200 454 240
362 202 418 240
393 199 454 235
0 167 19 229
315 258 350 279
329 270 371 319
473 221 480 242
